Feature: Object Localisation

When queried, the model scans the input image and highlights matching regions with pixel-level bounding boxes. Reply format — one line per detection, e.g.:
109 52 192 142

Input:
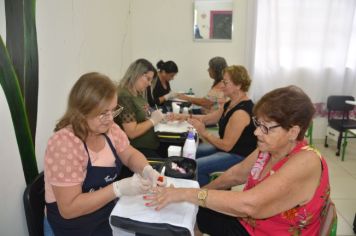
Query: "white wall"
35 0 133 171
129 0 249 97
1 1 133 235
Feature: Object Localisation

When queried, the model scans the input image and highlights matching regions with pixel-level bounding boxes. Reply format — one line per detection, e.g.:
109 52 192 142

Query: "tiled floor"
316 138 356 236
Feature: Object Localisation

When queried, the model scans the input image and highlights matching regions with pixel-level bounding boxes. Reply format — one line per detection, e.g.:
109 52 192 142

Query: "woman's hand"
177 93 189 101
143 185 183 210
166 113 187 122
112 174 151 197
142 165 167 187
188 118 206 134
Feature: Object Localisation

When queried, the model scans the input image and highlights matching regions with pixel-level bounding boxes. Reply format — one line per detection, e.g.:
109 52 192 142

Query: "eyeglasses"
252 116 281 135
98 105 124 121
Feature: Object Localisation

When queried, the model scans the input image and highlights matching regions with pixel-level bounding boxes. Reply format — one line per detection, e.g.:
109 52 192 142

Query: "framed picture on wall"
210 11 232 39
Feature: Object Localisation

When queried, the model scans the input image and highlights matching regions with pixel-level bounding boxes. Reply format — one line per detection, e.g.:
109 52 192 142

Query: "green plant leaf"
5 0 39 146
0 36 38 184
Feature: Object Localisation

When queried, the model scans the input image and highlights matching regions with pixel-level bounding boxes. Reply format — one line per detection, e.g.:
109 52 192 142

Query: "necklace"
228 95 246 109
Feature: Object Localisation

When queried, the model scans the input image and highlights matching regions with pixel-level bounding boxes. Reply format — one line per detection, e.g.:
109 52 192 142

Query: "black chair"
324 96 356 156
23 171 45 236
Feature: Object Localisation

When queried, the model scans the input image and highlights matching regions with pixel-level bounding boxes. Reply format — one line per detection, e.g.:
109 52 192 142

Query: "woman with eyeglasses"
43 72 165 236
146 60 179 108
177 56 228 114
144 86 331 236
115 59 165 158
170 65 257 186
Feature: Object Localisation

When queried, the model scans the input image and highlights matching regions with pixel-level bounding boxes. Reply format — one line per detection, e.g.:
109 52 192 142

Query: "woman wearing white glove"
116 59 168 158
142 165 167 187
43 73 159 236
149 109 165 126
113 173 152 197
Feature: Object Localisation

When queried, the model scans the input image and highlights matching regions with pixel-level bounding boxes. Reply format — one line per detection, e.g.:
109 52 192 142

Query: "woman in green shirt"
115 59 165 158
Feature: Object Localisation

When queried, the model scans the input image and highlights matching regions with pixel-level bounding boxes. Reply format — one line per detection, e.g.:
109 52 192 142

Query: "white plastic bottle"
182 131 197 159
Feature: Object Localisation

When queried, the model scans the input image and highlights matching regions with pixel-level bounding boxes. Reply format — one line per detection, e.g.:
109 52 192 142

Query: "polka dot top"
44 123 130 203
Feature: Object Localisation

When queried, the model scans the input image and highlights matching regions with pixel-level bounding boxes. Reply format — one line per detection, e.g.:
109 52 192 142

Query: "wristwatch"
197 189 208 207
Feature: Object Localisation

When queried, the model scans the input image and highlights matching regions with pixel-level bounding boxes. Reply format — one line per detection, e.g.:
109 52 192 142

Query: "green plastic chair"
320 201 337 236
209 171 224 182
305 121 314 145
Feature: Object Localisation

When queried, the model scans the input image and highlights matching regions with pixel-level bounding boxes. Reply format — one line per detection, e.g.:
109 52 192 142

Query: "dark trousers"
197 207 250 236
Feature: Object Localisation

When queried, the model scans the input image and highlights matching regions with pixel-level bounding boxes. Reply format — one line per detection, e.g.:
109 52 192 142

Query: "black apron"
46 134 123 236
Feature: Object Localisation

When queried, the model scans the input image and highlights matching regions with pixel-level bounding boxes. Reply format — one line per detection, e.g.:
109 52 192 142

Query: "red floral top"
240 141 331 236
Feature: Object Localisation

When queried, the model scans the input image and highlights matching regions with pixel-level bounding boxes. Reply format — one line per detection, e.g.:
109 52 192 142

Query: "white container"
172 102 180 114
182 107 189 114
326 127 339 142
168 145 182 157
182 131 197 159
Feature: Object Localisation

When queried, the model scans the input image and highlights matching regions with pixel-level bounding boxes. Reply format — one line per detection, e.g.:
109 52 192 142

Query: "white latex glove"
149 109 164 126
142 165 167 187
112 173 151 197
163 91 177 100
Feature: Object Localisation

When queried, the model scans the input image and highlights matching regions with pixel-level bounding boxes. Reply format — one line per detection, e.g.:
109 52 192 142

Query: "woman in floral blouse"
144 85 331 236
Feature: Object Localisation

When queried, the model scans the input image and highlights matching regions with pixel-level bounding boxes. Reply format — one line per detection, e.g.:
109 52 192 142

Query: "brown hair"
253 85 315 140
223 65 251 92
209 57 227 86
55 72 117 141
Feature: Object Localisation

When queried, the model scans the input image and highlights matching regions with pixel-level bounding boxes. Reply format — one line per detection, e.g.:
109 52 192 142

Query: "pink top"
44 124 130 203
240 141 331 235
202 81 226 114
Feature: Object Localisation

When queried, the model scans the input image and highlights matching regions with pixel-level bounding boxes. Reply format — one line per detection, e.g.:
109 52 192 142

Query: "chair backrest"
23 171 45 236
327 96 355 121
320 201 337 236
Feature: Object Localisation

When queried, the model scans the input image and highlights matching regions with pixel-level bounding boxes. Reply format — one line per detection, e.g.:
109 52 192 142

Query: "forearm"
158 96 165 105
186 96 213 108
56 184 116 219
123 120 154 139
204 190 251 217
180 188 251 218
199 131 232 151
200 111 220 125
203 169 241 190
125 149 150 174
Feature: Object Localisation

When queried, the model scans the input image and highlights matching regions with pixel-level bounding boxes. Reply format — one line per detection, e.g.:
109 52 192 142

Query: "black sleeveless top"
218 100 257 157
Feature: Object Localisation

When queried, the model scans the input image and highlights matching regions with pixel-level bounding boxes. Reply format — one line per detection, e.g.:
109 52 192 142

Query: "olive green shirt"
115 88 159 150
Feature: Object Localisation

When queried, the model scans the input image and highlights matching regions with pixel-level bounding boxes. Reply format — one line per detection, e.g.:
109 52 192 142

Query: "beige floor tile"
327 161 352 179
335 214 355 236
339 161 356 175
333 199 356 227
329 176 356 199
314 141 356 235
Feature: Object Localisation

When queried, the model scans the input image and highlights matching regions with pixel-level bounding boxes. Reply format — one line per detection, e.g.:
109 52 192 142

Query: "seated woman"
115 59 165 158
44 72 164 236
171 65 257 186
177 56 228 114
146 60 179 108
145 85 331 236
